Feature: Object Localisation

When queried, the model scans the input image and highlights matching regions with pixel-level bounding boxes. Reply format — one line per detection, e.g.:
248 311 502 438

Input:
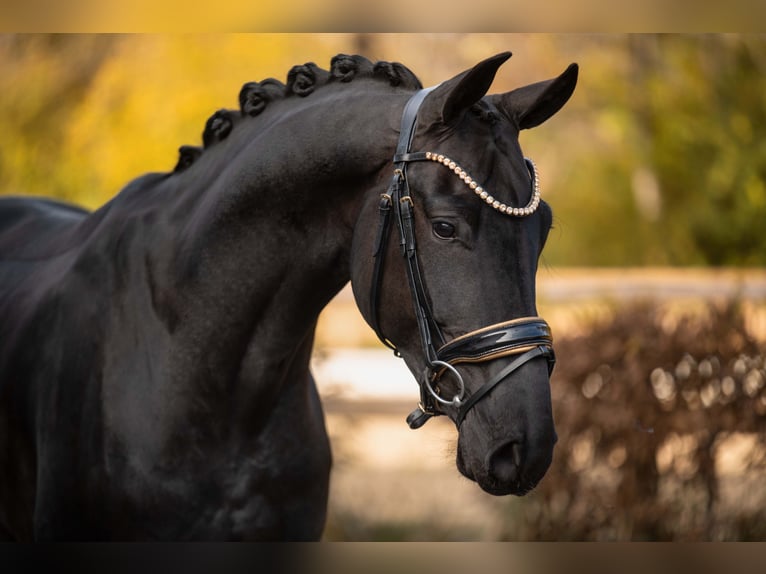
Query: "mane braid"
172 54 422 173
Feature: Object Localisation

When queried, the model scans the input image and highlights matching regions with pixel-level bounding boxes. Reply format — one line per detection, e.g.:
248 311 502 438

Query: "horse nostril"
512 442 522 467
487 441 523 486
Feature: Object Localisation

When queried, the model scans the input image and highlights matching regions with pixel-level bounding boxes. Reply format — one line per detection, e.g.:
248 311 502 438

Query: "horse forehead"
421 114 521 172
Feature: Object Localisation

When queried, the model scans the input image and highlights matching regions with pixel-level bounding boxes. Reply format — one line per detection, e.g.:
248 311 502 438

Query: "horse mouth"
456 436 548 496
458 465 540 497
455 449 516 496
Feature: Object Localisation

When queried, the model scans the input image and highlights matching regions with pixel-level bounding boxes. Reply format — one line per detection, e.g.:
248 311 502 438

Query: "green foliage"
537 35 766 266
647 37 766 265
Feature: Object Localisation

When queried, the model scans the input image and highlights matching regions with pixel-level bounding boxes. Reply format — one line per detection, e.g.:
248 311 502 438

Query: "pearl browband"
423 152 541 217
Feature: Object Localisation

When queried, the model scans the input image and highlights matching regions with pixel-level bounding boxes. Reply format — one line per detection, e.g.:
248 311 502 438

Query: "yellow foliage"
57 35 357 208
0 34 365 209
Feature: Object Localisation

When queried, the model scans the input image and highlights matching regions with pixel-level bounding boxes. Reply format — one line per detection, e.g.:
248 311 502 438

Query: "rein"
369 88 556 429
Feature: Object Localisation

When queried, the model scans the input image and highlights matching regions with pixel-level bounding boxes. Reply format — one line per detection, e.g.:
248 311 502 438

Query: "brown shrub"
505 299 766 540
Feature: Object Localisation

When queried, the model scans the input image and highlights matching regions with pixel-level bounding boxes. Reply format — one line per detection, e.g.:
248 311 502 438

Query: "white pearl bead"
420 151 543 218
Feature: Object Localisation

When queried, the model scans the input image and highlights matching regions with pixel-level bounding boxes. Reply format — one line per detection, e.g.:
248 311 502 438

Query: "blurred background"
1 33 765 540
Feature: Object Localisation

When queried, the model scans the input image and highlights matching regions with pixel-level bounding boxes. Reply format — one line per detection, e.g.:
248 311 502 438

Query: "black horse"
0 52 577 540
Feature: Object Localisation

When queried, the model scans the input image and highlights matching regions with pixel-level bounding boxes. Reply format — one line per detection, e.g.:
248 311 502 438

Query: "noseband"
369 87 556 429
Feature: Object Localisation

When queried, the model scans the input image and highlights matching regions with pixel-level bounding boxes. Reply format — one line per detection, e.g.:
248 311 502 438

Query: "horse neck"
142 88 404 364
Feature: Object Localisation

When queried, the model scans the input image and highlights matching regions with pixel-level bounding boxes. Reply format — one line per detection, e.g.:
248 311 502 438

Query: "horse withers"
0 52 577 540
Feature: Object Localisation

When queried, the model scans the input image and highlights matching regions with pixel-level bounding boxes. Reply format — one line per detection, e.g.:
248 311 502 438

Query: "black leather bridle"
369 87 556 429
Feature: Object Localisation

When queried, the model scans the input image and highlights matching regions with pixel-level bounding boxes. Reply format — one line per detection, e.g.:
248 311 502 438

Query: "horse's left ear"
489 63 579 129
423 52 512 126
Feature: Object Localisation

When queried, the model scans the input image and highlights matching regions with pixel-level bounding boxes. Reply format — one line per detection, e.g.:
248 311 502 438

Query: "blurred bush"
503 299 766 540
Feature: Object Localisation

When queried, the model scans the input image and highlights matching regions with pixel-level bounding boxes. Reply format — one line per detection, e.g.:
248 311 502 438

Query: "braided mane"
173 54 422 173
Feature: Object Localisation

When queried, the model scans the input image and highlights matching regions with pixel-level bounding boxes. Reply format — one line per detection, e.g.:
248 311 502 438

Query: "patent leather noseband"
369 88 556 429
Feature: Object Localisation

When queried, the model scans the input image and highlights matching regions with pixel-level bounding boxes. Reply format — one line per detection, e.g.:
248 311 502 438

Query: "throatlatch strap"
370 191 396 352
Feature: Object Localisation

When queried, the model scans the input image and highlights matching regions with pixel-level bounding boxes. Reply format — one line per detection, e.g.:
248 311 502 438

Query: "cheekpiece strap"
394 86 439 163
369 86 439 356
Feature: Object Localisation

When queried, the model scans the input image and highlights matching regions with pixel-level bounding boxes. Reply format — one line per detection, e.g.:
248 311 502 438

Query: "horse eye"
432 221 456 239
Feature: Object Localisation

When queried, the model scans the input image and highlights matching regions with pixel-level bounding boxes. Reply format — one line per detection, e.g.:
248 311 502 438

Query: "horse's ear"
424 52 512 126
490 63 578 130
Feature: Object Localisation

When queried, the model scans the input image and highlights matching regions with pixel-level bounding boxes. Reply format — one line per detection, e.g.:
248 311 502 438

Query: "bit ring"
424 360 465 407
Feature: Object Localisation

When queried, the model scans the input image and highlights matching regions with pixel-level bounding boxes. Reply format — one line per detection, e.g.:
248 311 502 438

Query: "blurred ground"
313 268 766 540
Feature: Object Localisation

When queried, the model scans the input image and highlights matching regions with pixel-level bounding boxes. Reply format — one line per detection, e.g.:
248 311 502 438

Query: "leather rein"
369 87 556 429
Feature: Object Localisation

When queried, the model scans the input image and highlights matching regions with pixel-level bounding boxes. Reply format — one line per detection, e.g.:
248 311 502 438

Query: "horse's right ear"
491 63 579 129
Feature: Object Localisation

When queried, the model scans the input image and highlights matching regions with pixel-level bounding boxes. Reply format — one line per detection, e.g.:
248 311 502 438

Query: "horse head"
351 52 578 495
